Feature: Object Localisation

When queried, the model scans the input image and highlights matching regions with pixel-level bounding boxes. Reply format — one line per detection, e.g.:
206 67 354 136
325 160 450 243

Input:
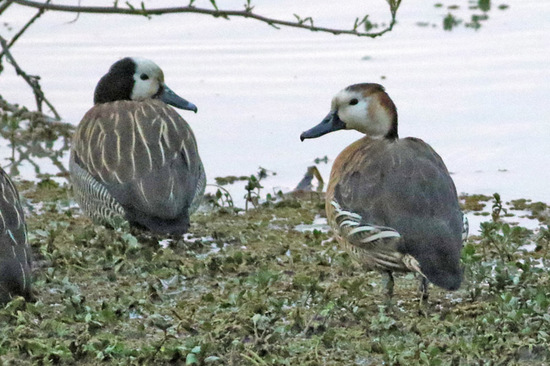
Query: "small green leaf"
186 353 198 365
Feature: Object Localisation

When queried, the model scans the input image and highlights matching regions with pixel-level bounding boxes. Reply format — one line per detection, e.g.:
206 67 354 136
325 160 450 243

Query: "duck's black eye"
140 73 149 80
349 98 359 105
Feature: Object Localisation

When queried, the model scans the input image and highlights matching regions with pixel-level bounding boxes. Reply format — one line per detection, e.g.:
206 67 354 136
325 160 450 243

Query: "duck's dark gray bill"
300 111 345 141
160 84 198 113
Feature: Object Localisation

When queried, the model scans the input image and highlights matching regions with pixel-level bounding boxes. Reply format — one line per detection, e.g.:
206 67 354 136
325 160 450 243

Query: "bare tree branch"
11 0 401 38
0 35 61 119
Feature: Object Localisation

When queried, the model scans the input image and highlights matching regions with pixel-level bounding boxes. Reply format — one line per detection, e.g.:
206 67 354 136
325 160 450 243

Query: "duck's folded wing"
330 200 400 249
334 138 462 238
329 199 424 273
331 138 462 282
72 100 202 220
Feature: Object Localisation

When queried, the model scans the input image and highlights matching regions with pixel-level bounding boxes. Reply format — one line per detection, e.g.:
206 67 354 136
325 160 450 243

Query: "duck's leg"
419 276 429 302
383 271 394 298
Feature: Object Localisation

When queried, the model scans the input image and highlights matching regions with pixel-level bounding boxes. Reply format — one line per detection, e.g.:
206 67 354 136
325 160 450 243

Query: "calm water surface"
1 0 549 209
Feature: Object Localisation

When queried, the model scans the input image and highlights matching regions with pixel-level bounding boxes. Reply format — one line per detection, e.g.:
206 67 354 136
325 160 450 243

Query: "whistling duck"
70 57 205 235
301 83 467 298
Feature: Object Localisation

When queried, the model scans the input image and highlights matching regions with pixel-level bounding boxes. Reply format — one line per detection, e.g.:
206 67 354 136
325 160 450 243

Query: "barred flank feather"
69 156 127 229
189 161 206 215
330 200 425 276
0 168 33 304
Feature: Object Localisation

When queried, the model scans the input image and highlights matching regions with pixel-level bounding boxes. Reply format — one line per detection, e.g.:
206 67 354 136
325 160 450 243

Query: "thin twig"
0 94 59 124
0 1 13 15
1 94 72 177
0 35 61 119
0 95 75 176
67 0 81 24
0 2 49 60
12 0 400 38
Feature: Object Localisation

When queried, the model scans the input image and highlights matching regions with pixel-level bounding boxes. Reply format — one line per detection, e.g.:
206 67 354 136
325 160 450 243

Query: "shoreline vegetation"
0 178 548 365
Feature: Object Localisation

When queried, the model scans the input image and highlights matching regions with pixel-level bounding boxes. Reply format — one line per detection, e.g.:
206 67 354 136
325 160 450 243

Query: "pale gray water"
1 0 549 210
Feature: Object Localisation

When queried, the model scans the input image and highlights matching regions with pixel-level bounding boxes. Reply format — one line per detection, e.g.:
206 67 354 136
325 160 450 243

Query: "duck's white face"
300 83 397 142
332 88 394 138
130 58 164 101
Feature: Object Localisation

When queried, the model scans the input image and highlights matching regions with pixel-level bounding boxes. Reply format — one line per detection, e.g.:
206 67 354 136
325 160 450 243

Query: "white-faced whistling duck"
70 57 205 235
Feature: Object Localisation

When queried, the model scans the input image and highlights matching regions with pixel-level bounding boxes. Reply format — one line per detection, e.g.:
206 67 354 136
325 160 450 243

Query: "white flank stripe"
158 130 166 166
115 128 122 166
23 244 29 263
334 211 356 220
139 181 149 204
134 114 153 172
348 225 376 236
113 171 123 184
374 258 403 269
7 229 17 245
339 220 360 228
361 230 401 243
334 212 349 221
337 210 362 220
19 262 27 289
14 205 22 226
375 252 401 261
161 121 172 150
330 201 362 219
169 174 175 202
129 112 136 179
0 211 5 230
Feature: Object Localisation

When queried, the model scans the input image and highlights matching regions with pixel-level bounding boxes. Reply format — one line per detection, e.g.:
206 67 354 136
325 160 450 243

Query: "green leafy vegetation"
421 0 510 31
0 181 548 365
205 168 279 212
